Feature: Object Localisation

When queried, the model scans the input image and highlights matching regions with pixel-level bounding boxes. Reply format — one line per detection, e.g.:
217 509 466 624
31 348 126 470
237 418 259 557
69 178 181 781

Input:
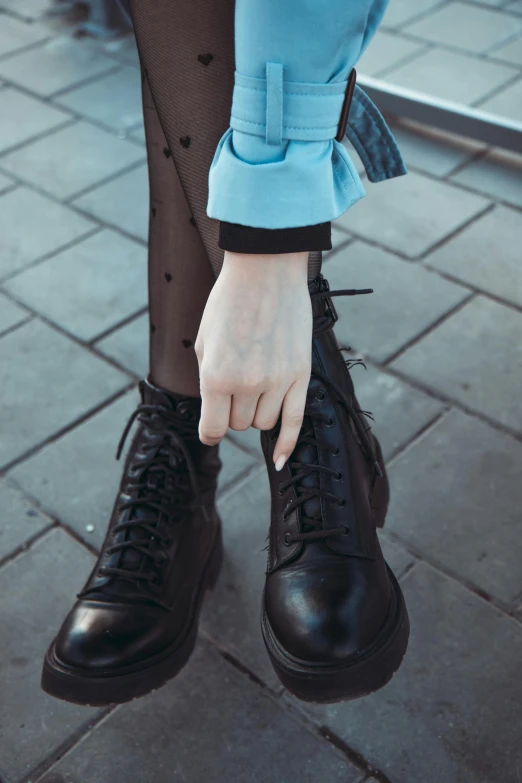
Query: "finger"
199 383 231 446
251 388 285 432
229 392 261 431
273 377 309 471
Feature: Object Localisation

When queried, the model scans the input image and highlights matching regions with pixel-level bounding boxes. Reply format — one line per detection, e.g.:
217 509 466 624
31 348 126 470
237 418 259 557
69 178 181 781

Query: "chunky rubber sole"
261 564 409 704
40 524 223 707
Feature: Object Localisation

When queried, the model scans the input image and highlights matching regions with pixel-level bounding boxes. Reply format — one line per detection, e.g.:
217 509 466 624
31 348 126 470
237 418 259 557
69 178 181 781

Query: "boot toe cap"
265 563 392 664
53 601 169 671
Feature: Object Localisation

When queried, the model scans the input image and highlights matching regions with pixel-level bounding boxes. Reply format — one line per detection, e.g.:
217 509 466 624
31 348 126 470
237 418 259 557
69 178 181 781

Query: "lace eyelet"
278 483 285 497
337 498 347 507
283 532 292 546
334 472 343 481
149 574 160 585
97 569 105 578
324 417 334 428
331 447 340 457
315 390 326 401
342 525 350 535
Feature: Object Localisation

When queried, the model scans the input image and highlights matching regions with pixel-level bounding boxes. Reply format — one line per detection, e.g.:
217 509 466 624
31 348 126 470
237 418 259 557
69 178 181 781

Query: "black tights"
129 0 323 397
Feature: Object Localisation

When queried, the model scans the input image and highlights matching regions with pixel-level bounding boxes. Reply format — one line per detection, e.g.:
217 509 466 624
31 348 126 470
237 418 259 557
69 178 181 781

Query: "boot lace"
80 402 204 601
277 286 382 547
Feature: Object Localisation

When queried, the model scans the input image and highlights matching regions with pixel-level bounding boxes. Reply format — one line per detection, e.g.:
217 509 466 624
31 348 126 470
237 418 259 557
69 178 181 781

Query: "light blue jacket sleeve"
206 0 406 230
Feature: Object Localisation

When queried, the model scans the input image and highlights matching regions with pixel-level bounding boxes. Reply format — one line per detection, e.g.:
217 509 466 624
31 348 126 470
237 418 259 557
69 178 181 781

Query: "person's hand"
194 249 313 470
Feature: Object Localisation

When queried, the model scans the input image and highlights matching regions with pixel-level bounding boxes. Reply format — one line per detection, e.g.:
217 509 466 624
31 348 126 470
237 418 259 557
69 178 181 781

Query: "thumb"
273 378 309 471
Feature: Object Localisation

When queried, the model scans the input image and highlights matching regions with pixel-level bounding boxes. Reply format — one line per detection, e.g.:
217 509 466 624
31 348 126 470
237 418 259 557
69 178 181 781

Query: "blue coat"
206 0 407 230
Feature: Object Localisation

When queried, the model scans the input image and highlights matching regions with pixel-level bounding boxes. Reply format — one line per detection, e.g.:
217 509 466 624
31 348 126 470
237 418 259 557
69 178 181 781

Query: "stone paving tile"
9 389 257 550
217 437 259 494
0 11 50 56
202 466 281 688
384 47 519 105
451 146 522 208
323 240 471 361
0 35 117 97
56 65 143 132
0 318 129 468
506 0 522 12
0 168 13 192
380 0 446 28
357 30 426 77
403 2 522 53
390 295 522 433
0 0 53 19
477 75 522 120
129 123 146 145
73 163 149 242
385 116 486 178
336 171 490 258
385 409 522 605
489 33 522 65
0 528 101 783
0 186 96 279
3 229 148 341
39 637 360 783
425 205 522 308
102 32 140 67
94 311 149 377
0 119 145 199
0 291 30 333
0 85 70 153
378 533 416 579
348 361 446 461
8 389 139 550
289 561 522 783
0 478 50 561
225 425 265 462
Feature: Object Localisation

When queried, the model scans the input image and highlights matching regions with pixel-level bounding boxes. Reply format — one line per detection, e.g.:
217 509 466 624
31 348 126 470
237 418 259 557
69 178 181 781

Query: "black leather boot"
41 375 223 706
260 273 409 703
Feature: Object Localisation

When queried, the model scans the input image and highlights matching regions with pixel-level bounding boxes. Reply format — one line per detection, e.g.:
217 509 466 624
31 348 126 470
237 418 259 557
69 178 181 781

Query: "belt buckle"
335 68 357 142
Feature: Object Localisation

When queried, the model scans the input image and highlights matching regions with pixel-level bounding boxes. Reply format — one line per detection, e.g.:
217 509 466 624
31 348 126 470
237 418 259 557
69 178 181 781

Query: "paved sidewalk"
0 2 521 782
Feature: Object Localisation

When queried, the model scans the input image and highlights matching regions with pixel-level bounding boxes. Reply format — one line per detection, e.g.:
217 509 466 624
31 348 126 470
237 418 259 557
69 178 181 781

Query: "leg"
134 0 323 398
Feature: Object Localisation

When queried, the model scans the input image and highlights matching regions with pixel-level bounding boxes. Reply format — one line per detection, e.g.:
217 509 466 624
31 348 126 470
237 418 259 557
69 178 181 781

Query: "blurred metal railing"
360 75 522 156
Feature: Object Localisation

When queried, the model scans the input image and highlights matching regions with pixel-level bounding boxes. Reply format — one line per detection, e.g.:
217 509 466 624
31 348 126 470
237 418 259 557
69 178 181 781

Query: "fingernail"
275 455 287 471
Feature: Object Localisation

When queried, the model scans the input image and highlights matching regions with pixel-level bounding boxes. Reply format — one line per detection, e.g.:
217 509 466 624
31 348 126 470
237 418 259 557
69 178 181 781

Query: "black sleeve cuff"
218 220 332 254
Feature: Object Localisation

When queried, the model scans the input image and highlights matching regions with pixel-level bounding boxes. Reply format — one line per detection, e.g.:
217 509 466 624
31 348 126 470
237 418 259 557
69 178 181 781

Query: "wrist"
223 249 309 277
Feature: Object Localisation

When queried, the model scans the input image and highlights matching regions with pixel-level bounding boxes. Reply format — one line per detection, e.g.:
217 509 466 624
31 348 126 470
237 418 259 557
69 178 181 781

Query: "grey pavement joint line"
382 525 522 623
342 198 496 263
0 117 75 159
0 519 55 572
392 29 522 66
382 0 451 29
0 314 33 340
0 226 103 286
0 286 142 373
28 706 119 783
1 380 136 474
89 305 149 348
472 73 522 107
383 360 522 442
0 481 102 560
422 259 522 313
382 291 477 366
371 41 433 80
0 33 54 64
49 63 124 99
